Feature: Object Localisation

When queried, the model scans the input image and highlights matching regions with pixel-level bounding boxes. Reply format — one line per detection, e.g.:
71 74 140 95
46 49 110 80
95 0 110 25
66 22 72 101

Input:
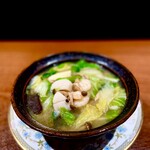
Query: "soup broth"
26 59 126 131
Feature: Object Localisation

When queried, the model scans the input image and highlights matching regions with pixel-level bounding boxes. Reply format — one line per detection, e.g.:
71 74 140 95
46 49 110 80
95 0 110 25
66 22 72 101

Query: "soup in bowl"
11 52 139 149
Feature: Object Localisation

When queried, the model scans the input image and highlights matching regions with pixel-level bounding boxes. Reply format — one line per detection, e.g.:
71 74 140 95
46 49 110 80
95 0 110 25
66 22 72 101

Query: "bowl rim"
11 51 139 138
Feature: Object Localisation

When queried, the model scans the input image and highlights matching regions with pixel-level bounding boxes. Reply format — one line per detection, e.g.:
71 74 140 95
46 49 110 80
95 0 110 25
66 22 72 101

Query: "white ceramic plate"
8 101 143 150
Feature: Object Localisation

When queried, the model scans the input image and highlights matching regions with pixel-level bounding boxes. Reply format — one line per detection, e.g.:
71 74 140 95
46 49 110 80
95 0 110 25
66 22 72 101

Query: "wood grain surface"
0 41 149 149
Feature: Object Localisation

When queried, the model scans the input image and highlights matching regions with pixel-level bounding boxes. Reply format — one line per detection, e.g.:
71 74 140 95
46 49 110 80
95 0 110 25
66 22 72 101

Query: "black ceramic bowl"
11 52 139 150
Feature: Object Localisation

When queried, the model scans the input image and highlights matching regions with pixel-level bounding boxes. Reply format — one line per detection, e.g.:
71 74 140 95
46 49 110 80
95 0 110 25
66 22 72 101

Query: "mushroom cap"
53 92 67 104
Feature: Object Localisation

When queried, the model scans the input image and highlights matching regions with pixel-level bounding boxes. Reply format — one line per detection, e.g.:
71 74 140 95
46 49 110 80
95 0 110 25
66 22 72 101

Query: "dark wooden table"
0 41 149 149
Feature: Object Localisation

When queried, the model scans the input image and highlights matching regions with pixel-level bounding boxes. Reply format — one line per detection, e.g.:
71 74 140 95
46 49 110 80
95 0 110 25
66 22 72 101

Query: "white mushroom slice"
73 96 90 108
78 79 91 91
53 92 71 112
48 70 71 82
72 91 83 100
53 92 67 104
51 79 72 92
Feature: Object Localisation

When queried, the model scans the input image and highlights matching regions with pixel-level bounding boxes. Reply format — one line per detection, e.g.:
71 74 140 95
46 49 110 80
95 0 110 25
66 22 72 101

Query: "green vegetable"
53 62 73 72
95 84 114 112
74 104 101 128
77 59 100 70
26 85 31 95
42 94 53 109
48 70 71 81
29 75 42 89
66 75 82 82
79 68 119 83
105 109 121 121
71 65 80 72
57 75 81 83
102 76 119 83
60 108 76 126
71 59 101 72
40 96 49 103
74 83 126 128
52 111 59 120
89 77 105 99
109 87 126 108
99 85 126 121
79 68 103 76
31 79 51 98
42 69 57 79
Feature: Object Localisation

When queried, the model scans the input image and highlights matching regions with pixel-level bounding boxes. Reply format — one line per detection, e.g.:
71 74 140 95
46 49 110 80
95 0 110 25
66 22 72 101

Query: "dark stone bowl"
11 52 139 150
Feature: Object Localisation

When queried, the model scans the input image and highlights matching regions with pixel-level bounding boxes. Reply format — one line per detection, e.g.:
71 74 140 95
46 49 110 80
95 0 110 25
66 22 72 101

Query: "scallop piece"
73 96 90 108
78 79 91 91
48 70 71 82
51 79 72 92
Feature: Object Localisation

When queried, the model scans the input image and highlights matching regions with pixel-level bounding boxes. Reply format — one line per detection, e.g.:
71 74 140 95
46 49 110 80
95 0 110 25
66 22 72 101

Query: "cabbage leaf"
79 68 119 83
53 62 73 72
73 104 101 128
32 95 54 128
28 75 51 99
60 108 76 126
71 59 101 72
73 83 126 128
